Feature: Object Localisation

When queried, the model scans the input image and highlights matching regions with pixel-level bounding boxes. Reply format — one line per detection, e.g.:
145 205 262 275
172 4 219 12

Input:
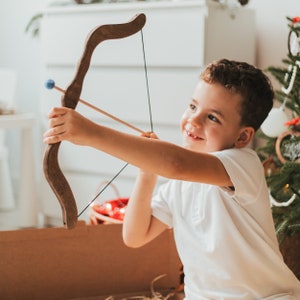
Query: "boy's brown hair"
200 59 274 131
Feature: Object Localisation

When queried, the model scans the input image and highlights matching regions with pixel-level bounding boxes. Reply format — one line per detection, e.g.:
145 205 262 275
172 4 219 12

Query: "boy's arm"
122 171 168 248
122 132 168 248
43 107 232 187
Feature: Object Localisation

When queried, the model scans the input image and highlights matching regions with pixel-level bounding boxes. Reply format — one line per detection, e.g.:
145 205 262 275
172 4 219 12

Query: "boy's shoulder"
213 147 258 159
213 147 263 175
213 148 267 202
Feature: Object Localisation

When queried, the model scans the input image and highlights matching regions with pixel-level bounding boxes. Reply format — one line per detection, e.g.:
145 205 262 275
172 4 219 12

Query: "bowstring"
77 28 153 218
141 29 154 132
77 163 128 218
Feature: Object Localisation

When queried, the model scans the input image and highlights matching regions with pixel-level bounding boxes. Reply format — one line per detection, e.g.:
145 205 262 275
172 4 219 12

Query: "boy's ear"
235 127 255 148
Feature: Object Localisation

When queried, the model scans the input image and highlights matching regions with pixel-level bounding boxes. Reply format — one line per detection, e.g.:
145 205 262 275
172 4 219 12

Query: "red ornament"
292 16 300 25
285 117 300 127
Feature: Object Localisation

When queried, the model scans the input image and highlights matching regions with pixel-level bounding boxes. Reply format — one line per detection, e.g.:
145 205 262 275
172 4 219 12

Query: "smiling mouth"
186 129 203 140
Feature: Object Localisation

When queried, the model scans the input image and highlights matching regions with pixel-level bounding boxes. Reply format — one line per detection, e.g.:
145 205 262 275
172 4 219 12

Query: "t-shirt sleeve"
151 180 175 228
213 148 266 206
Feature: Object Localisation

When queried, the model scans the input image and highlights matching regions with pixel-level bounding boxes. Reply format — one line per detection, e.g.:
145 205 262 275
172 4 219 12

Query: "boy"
44 59 300 299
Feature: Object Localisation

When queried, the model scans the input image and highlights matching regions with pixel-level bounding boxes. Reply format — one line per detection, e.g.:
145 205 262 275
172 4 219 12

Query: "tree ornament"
262 46 300 138
270 192 296 207
285 116 300 127
288 16 300 57
262 156 280 176
275 130 300 163
261 106 289 138
281 61 300 95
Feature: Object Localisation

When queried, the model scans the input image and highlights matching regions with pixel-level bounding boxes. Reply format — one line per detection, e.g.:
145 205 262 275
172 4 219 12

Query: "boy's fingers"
141 131 159 139
149 132 158 139
43 134 61 144
47 106 68 118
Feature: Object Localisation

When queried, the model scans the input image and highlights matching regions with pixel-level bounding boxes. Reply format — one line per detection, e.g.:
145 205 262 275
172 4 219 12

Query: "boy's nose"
189 113 203 128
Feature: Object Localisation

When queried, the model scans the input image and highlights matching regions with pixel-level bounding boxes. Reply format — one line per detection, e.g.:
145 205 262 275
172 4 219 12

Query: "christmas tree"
257 16 300 245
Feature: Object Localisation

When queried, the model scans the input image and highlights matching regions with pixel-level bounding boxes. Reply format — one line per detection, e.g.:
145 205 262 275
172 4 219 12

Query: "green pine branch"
259 16 300 242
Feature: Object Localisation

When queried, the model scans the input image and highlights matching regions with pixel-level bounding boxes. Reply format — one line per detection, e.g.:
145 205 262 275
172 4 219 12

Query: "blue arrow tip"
45 79 55 89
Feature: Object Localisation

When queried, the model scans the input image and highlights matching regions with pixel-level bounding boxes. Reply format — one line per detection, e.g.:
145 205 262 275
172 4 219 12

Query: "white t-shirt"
151 148 300 299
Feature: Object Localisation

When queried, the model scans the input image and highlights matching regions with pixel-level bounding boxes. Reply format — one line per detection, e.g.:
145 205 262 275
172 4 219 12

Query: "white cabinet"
39 0 255 225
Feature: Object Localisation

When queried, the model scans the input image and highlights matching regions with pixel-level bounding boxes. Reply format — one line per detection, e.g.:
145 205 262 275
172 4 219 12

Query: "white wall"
0 0 299 208
0 0 48 201
248 0 300 70
0 0 47 113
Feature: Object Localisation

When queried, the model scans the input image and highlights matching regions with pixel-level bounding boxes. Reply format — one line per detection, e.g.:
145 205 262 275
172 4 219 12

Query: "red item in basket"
93 198 129 221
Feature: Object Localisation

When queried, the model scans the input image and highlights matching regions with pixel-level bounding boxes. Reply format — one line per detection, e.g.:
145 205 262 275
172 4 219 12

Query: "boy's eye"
208 114 220 123
189 103 196 111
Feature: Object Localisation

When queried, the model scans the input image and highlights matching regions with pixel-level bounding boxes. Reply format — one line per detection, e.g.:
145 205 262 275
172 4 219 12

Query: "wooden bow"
43 14 147 229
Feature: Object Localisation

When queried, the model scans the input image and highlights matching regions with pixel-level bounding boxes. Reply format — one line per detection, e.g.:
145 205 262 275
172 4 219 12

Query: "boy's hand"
43 107 94 146
141 131 159 140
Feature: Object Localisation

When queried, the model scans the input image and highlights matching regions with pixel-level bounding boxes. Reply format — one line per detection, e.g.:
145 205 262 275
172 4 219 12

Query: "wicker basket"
89 181 129 225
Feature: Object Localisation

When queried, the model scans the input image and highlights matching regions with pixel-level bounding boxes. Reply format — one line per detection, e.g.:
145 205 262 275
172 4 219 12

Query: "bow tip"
133 13 146 26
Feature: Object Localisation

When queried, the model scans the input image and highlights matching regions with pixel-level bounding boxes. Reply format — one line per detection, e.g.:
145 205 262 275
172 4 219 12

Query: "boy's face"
181 80 248 153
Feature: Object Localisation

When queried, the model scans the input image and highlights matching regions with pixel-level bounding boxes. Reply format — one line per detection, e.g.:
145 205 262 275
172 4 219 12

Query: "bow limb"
43 14 146 229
